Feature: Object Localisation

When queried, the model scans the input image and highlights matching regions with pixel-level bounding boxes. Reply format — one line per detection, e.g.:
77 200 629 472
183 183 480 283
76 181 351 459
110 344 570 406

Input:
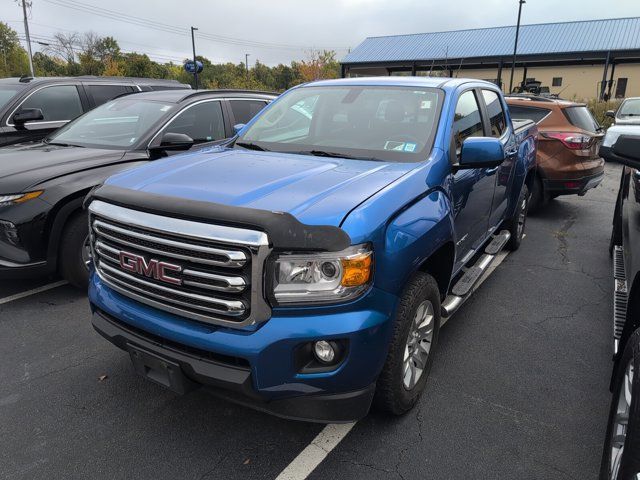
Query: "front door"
450 89 497 271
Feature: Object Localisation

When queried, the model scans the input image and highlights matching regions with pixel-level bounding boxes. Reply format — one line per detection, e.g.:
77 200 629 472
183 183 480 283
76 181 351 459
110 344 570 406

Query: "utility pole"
245 53 250 82
20 0 34 77
508 0 526 93
190 26 198 90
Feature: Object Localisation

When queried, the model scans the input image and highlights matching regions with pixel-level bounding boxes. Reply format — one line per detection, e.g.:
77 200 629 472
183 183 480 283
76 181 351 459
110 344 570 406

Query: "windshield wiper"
235 141 268 151
44 140 84 148
303 150 381 161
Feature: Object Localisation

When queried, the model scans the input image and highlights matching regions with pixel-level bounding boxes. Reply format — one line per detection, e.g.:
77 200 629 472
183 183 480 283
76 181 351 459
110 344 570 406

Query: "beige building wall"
347 63 640 100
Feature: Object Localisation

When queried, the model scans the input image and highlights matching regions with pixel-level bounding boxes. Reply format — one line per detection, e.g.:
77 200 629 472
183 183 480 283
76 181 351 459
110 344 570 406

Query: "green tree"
0 22 30 77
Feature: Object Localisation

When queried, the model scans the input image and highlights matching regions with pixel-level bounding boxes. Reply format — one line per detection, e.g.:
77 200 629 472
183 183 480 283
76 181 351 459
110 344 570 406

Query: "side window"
86 85 135 107
452 90 484 155
19 85 83 122
481 90 507 138
163 101 226 143
507 105 551 124
229 100 268 125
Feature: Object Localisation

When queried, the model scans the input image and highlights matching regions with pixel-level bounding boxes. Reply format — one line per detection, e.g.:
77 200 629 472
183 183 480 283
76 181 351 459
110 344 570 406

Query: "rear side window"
86 84 135 106
563 106 600 133
452 90 484 154
19 85 83 122
508 105 551 124
229 99 268 125
481 90 507 137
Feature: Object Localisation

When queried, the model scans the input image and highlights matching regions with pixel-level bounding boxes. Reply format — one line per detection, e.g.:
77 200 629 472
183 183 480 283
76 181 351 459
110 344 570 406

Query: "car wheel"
600 328 640 480
58 211 90 289
374 271 441 415
528 175 545 213
504 183 529 251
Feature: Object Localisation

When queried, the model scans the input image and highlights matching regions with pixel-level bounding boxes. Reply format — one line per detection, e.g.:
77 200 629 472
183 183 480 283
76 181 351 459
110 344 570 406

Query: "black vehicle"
600 136 640 479
0 88 276 288
0 76 191 147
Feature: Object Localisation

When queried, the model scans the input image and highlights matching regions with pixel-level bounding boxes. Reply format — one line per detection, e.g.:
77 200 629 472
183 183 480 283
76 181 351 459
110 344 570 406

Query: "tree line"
0 22 341 91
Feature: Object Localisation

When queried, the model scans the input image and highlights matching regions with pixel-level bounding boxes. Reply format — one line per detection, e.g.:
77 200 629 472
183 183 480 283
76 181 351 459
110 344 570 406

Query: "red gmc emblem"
118 251 182 285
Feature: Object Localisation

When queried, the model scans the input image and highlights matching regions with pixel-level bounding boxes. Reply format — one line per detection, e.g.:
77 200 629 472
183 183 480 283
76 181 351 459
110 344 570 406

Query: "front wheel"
600 328 640 480
504 183 529 251
374 272 441 415
58 211 91 289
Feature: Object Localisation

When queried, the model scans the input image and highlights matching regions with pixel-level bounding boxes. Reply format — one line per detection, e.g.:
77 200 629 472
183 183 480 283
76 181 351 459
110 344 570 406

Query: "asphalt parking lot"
0 163 621 480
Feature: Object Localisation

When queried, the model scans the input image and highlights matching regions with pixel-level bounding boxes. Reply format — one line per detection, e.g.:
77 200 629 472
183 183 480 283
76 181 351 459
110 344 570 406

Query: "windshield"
618 99 640 117
237 85 443 162
47 98 175 149
0 85 25 111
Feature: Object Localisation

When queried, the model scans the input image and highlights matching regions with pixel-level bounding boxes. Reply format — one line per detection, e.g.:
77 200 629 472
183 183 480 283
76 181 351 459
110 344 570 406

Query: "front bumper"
89 273 397 423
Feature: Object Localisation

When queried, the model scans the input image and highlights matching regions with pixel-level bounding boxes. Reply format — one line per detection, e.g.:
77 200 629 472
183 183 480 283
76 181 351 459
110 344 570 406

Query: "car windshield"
237 85 443 162
47 98 175 149
618 99 640 117
0 85 25 111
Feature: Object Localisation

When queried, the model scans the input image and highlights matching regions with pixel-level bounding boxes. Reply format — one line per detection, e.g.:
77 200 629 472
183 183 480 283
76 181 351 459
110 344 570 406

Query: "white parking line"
276 249 513 479
275 423 356 480
0 280 68 305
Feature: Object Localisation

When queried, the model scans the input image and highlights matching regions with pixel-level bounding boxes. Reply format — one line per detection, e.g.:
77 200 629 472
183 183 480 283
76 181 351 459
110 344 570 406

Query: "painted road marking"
275 423 356 480
276 249 513 479
0 280 68 306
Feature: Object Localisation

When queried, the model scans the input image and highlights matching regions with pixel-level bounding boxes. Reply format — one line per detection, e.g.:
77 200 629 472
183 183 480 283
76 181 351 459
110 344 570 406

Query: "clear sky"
3 0 640 66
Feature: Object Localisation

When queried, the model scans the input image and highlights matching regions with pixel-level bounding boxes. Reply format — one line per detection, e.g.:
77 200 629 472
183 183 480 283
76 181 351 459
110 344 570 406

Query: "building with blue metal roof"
341 17 640 100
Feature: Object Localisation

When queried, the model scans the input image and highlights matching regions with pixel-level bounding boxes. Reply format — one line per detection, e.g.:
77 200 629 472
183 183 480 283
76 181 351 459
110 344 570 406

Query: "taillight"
541 132 592 150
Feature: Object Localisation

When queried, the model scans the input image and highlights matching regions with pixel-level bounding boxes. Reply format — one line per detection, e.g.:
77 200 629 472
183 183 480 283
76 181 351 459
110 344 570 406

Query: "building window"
616 78 628 99
552 77 562 87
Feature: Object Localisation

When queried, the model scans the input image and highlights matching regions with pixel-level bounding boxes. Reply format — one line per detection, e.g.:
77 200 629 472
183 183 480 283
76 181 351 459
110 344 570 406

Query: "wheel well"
45 188 93 267
418 242 455 298
524 169 537 192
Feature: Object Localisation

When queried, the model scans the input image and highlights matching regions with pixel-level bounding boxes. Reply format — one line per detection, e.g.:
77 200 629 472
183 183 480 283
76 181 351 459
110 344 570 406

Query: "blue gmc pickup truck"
86 77 537 422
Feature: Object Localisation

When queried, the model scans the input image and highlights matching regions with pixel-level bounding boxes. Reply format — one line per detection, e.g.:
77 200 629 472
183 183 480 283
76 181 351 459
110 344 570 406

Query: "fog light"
313 340 335 364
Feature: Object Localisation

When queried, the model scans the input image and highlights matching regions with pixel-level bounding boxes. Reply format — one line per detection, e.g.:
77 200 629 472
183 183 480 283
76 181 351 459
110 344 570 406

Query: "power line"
40 0 349 52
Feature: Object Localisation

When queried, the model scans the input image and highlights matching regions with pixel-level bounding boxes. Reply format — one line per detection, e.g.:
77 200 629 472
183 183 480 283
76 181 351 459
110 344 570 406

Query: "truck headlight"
272 244 373 305
0 191 44 207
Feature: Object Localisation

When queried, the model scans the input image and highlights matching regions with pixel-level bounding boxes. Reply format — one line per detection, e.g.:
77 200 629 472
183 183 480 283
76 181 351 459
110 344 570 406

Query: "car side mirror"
605 110 616 118
458 137 505 169
150 132 194 152
13 108 44 125
605 135 640 169
233 123 246 135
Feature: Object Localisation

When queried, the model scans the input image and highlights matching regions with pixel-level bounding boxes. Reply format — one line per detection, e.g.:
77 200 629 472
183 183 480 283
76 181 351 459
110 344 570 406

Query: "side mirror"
458 137 505 169
233 123 246 135
13 108 44 125
606 110 616 119
150 132 194 152
605 135 640 169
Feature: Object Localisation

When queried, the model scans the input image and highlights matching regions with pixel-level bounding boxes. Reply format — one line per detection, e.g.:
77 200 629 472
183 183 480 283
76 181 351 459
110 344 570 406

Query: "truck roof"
307 76 497 90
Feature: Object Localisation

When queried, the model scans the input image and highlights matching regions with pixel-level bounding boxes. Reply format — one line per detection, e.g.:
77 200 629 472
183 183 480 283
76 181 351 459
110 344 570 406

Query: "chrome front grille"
88 200 271 327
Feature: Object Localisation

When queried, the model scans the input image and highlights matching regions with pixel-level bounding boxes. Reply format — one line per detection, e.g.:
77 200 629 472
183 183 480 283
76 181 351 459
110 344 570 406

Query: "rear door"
84 83 138 109
4 83 87 145
480 89 517 227
450 89 497 270
226 98 269 127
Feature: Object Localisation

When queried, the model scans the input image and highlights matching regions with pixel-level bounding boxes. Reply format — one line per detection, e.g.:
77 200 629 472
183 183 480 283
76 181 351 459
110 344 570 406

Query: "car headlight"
0 191 44 207
272 244 373 305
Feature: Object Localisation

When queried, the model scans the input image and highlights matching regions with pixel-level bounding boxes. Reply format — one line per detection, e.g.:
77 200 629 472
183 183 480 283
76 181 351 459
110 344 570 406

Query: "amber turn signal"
341 251 373 287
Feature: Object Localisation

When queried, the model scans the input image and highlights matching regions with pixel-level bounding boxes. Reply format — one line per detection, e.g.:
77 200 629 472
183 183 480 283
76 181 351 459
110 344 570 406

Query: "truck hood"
105 147 416 226
0 142 126 193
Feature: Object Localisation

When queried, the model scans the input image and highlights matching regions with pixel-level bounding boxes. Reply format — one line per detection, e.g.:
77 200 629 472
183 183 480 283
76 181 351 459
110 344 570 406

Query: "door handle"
485 166 499 175
505 148 518 156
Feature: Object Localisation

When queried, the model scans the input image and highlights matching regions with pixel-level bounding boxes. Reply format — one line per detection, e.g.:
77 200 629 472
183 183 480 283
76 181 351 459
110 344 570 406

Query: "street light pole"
245 53 250 82
21 0 34 77
190 26 199 90
508 0 525 94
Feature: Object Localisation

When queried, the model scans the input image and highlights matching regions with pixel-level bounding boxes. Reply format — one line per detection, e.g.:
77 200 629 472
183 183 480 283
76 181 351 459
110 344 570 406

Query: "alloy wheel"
403 300 435 390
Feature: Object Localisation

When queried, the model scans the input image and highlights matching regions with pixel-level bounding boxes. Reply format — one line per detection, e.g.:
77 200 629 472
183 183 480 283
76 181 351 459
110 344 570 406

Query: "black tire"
504 183 529 251
528 175 545 213
58 211 90 289
600 328 640 480
374 272 441 415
